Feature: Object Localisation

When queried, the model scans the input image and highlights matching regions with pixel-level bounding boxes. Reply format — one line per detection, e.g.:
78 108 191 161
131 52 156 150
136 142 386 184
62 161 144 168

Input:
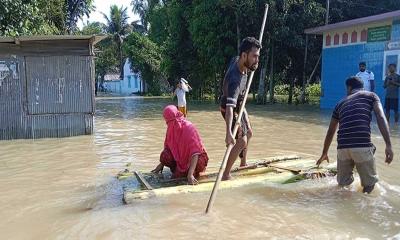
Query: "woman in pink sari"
152 105 209 184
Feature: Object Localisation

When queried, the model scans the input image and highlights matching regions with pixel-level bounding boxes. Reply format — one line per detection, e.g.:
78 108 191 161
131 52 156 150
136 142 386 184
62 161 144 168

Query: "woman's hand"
151 163 164 174
187 174 198 185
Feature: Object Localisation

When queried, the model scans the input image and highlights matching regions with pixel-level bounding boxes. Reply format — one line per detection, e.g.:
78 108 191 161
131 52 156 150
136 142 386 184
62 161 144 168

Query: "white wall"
103 59 145 95
120 59 142 95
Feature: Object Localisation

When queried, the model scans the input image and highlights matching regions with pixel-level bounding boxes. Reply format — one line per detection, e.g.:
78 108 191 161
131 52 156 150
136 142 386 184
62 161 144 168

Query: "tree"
65 0 94 34
0 0 59 36
131 0 149 31
0 0 94 36
102 5 131 79
80 21 116 95
80 21 106 35
126 0 400 102
124 32 164 95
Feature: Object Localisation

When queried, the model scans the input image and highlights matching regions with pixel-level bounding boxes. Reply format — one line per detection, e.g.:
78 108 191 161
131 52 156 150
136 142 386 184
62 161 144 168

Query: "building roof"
0 35 107 45
305 10 400 35
104 74 121 81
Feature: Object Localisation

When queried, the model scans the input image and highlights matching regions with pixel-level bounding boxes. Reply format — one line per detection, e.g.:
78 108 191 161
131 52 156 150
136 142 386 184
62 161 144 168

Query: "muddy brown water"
0 97 399 239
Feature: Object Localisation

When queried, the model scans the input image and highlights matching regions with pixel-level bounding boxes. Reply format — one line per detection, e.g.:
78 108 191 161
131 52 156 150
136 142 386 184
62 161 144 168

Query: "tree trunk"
257 48 270 104
235 12 241 54
119 40 124 80
288 77 295 104
301 34 309 104
214 71 219 104
268 42 275 103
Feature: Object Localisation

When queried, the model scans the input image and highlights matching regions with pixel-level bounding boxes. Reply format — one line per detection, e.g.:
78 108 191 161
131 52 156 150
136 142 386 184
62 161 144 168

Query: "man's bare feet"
222 174 233 181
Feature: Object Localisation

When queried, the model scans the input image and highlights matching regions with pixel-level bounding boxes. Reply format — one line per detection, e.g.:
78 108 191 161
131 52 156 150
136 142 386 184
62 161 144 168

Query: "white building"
104 59 146 95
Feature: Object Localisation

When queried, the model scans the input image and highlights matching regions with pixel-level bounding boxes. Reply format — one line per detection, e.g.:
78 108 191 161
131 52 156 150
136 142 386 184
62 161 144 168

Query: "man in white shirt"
356 62 375 92
173 78 192 117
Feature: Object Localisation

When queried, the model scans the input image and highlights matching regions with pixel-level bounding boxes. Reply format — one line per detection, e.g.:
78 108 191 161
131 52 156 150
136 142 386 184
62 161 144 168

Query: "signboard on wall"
368 25 391 42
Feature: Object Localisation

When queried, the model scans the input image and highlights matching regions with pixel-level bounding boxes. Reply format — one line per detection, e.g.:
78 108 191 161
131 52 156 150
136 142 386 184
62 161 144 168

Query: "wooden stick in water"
205 4 269 214
134 171 154 190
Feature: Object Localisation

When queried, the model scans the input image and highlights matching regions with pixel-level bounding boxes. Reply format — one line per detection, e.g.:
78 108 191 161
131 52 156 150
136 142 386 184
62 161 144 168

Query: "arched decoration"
342 32 348 44
351 31 358 43
325 34 331 46
334 34 339 45
361 29 367 41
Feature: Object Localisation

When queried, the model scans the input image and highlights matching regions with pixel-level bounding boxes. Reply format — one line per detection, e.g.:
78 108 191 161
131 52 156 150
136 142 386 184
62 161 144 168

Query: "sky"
77 0 140 29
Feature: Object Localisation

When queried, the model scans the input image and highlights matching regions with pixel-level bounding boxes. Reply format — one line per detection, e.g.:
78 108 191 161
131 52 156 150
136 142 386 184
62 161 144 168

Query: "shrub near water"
273 83 321 104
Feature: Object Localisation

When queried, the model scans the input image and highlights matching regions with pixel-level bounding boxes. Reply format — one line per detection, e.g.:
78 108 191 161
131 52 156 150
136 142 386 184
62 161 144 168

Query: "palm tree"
102 5 130 79
131 0 148 30
65 0 94 34
131 20 147 34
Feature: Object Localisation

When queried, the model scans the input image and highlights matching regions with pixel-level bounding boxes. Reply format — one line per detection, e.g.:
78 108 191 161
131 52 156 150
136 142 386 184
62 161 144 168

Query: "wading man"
356 62 375 92
317 76 393 193
383 63 400 123
220 37 260 180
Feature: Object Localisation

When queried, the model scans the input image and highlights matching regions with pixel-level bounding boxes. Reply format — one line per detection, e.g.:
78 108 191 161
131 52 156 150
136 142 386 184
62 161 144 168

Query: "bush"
274 84 290 95
306 83 321 97
274 83 321 97
272 83 321 104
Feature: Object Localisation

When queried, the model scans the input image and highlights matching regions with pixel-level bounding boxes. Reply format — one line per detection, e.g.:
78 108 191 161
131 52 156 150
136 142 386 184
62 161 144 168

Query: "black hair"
239 37 261 56
346 76 364 90
359 61 366 66
389 63 397 68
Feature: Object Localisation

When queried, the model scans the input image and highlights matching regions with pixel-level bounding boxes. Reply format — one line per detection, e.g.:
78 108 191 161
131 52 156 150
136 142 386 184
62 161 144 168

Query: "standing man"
317 76 393 193
383 63 400 123
356 62 375 92
220 37 261 180
173 78 192 117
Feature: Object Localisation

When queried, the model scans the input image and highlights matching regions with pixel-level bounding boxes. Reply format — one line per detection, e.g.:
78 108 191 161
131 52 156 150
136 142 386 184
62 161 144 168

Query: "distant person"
383 63 400 123
173 78 192 117
356 62 375 92
152 105 208 185
317 76 393 194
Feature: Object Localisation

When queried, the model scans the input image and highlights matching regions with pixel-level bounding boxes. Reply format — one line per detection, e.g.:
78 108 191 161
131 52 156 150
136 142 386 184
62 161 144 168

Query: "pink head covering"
162 105 204 173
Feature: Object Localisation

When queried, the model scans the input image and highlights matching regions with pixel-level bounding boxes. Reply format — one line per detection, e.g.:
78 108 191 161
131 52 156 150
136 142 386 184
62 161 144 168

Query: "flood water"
1 96 399 239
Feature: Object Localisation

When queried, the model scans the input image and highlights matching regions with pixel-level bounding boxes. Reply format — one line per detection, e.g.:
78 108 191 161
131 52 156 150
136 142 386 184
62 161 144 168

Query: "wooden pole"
205 4 269 214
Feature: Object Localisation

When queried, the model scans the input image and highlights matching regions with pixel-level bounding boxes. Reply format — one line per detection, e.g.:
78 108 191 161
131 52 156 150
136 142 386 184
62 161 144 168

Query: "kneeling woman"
152 105 209 184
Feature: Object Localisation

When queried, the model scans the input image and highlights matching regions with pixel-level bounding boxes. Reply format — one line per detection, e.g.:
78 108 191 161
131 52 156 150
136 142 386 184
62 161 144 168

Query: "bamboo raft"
118 155 337 204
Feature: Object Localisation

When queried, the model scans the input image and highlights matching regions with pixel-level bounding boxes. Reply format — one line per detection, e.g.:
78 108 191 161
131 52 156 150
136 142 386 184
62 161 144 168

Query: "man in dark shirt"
220 37 261 180
317 76 393 193
383 63 400 122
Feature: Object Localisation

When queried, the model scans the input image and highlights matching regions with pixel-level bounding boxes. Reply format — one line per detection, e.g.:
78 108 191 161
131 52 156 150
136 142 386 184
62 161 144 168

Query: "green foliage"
124 32 163 95
306 83 321 97
0 0 94 36
275 83 320 97
126 0 399 101
65 0 94 34
0 0 57 35
94 37 119 77
80 21 106 35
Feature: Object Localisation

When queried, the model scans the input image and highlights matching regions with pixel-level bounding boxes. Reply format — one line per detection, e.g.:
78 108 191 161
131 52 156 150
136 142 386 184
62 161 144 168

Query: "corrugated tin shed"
0 35 106 140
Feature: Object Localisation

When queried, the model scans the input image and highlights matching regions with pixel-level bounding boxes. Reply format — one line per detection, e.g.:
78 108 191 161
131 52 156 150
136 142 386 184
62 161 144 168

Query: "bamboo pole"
205 4 269 214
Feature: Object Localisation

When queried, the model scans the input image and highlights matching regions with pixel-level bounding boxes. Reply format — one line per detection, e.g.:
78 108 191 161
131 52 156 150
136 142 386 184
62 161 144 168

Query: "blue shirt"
332 89 380 149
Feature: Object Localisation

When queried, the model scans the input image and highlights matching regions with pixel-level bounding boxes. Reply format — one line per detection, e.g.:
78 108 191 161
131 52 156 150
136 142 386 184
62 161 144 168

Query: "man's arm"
370 80 375 92
373 99 394 164
383 77 388 88
316 118 339 166
225 106 235 146
370 71 375 92
391 77 400 87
